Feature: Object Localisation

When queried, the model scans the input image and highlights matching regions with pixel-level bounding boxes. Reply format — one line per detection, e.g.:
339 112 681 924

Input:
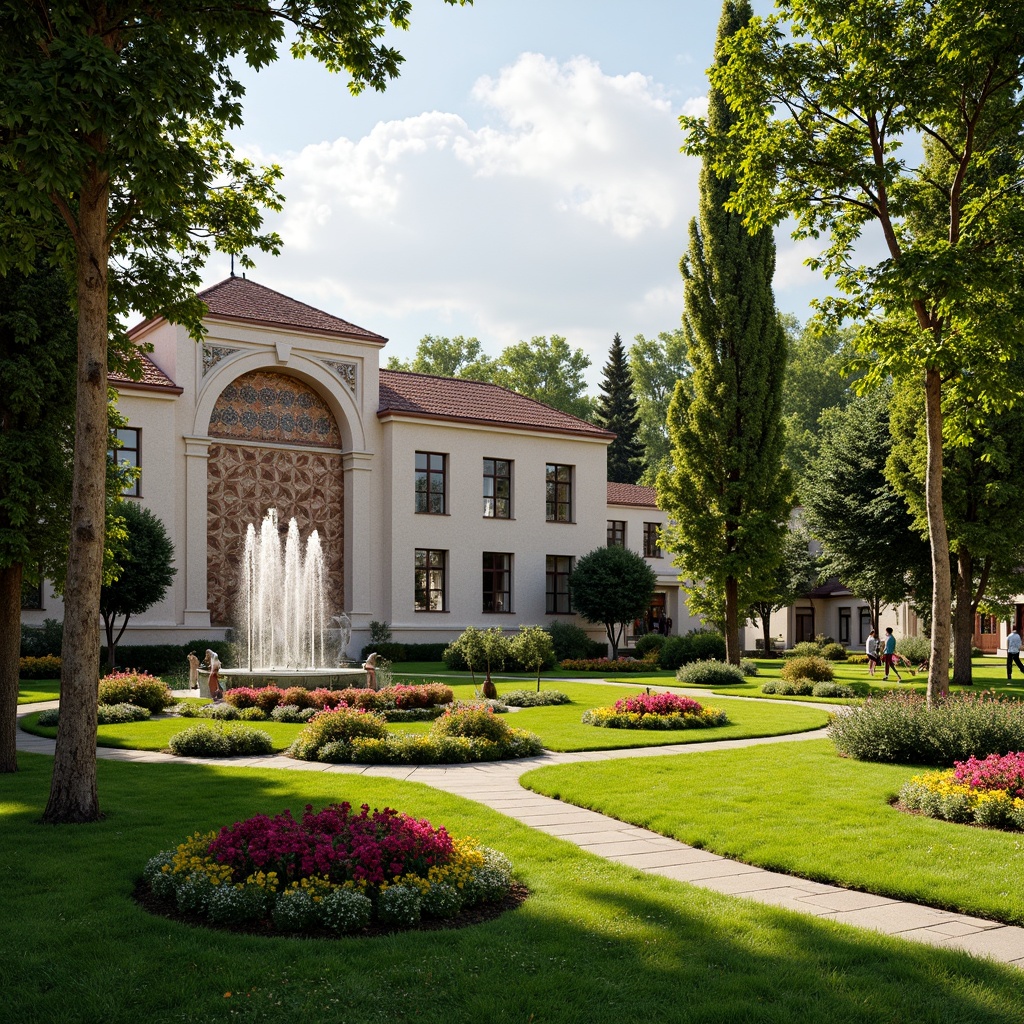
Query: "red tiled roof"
109 353 182 394
127 276 387 343
378 370 614 439
607 482 658 507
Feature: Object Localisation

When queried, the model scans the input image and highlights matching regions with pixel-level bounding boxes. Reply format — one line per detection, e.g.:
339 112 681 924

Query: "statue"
362 651 378 691
332 612 353 666
187 651 200 691
202 649 223 701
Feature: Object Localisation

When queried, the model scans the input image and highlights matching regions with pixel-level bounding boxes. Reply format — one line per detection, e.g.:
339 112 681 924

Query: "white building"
22 277 678 656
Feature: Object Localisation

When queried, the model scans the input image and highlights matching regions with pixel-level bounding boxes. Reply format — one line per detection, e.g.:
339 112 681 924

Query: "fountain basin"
217 667 368 690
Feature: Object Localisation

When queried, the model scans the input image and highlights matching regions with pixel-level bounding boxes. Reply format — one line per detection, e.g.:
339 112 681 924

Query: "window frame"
606 520 626 547
482 552 513 613
545 463 573 523
545 554 573 614
859 607 873 644
838 606 851 645
414 451 447 515
643 522 662 558
414 548 447 611
110 426 141 497
482 458 512 519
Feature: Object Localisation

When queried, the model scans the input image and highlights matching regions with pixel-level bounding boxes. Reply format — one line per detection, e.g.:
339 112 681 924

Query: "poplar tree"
595 333 643 483
657 0 790 665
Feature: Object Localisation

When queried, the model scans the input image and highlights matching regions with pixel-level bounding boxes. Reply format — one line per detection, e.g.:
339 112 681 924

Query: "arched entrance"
205 370 344 628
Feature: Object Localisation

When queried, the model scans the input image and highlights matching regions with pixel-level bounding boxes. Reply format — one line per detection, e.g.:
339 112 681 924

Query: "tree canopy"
386 335 497 380
629 328 689 485
684 0 1024 699
568 545 657 659
594 333 643 484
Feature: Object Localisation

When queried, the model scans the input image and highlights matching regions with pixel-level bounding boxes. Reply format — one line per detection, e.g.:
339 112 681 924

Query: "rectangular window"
109 427 140 496
607 520 626 547
546 555 573 614
980 615 995 635
546 463 573 522
414 548 446 611
483 458 512 518
482 552 512 612
643 522 662 558
415 452 446 514
838 606 851 645
859 607 873 644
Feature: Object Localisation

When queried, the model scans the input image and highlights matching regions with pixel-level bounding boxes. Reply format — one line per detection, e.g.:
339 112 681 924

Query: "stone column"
343 450 374 622
183 435 212 628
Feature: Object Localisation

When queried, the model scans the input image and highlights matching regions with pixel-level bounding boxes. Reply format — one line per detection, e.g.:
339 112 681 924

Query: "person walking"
865 629 880 676
882 627 903 682
1007 626 1024 681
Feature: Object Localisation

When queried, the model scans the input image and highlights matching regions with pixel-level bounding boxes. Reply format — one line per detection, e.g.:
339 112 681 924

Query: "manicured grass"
393 661 679 680
3 753 1023 1024
17 679 60 705
522 738 1024 925
21 681 829 754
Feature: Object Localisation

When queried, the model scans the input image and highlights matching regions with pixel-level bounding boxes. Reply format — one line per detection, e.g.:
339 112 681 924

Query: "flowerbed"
899 752 1024 831
99 671 174 713
499 690 571 707
19 655 61 679
829 690 1024 765
290 705 543 764
224 683 453 713
559 657 656 672
142 802 516 935
581 692 728 730
37 703 151 727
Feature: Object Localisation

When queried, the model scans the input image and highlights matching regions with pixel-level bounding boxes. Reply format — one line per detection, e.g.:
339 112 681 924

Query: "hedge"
360 642 449 663
101 640 235 675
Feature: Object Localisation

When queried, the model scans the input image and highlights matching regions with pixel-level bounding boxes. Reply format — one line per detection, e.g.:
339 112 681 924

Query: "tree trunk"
952 547 974 687
923 367 951 704
43 172 109 824
725 576 740 665
0 562 23 773
758 603 772 658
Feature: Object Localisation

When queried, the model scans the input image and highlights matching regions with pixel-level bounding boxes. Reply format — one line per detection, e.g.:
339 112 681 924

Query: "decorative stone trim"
202 344 240 376
324 359 358 393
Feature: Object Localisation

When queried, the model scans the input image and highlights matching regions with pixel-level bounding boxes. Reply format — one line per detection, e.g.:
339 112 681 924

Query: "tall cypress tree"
595 333 643 484
656 0 790 665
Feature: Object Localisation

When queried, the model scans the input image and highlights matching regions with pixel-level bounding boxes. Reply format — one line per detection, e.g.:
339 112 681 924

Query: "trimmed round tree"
569 546 657 660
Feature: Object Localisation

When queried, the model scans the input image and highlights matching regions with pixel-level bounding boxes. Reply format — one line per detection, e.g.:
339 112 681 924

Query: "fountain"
215 509 367 690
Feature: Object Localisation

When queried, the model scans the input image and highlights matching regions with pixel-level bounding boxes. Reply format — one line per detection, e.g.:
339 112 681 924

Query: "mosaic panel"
202 344 239 376
208 370 342 448
206 443 344 628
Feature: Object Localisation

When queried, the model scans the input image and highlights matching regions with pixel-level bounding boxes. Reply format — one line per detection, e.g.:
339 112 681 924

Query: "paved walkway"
15 694 1024 970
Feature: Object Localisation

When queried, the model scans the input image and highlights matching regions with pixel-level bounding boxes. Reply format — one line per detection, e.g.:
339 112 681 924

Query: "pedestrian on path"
865 629 880 676
882 627 903 681
1007 627 1024 681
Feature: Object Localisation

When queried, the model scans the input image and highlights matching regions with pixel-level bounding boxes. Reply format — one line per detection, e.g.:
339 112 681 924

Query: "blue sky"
213 0 826 384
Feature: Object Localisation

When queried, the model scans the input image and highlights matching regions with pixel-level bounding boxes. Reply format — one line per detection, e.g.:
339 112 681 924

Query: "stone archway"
206 371 344 628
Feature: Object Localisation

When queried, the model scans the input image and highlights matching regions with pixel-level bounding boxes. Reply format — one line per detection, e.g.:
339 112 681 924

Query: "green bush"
100 639 234 675
819 643 848 662
168 723 273 757
761 679 814 696
633 633 666 657
780 656 834 683
784 641 823 659
811 682 856 698
98 671 174 713
546 621 605 661
739 658 758 677
20 618 63 658
360 641 449 663
499 690 571 707
675 660 745 686
847 653 869 665
18 655 61 679
686 629 727 662
35 708 60 726
431 706 511 743
896 635 931 664
658 635 693 670
828 690 1024 765
270 704 317 723
368 620 393 644
289 706 389 761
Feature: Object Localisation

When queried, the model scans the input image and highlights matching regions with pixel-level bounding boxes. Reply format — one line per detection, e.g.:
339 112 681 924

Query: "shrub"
20 618 63 658
676 660 745 686
785 641 823 659
811 682 856 698
559 657 653 672
35 708 60 726
99 639 234 676
820 643 848 662
896 635 931 664
18 655 61 679
686 629 727 662
761 679 814 696
634 633 666 657
780 656 834 683
168 723 274 757
143 805 514 935
499 690 571 707
271 704 317 723
739 658 758 677
368 620 393 644
289 706 389 761
658 635 693 670
236 706 268 721
829 691 1024 765
546 620 605 661
361 641 449 663
431 706 511 743
224 686 283 712
847 653 869 665
98 671 174 713
97 703 152 724
281 686 314 709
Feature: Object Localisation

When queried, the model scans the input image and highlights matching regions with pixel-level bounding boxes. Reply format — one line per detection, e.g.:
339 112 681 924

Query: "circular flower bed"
581 692 728 730
141 802 517 935
898 752 1024 831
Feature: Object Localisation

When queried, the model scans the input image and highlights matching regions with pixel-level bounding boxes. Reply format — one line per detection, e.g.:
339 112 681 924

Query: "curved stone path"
15 689 1024 970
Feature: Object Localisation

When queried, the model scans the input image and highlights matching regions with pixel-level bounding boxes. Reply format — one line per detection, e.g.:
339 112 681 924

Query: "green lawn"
21 680 829 754
2 753 1022 1024
522 738 1024 925
17 679 60 705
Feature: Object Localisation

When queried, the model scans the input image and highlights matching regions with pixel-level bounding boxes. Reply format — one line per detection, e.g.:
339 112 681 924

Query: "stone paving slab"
608 847 725 869
820 902 978 935
696 869 816 895
798 890 899 913
650 859 764 883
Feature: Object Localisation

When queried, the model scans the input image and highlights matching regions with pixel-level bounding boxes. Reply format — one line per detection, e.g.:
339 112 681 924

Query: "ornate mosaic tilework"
203 344 239 375
208 370 342 448
206 443 344 628
323 359 357 393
